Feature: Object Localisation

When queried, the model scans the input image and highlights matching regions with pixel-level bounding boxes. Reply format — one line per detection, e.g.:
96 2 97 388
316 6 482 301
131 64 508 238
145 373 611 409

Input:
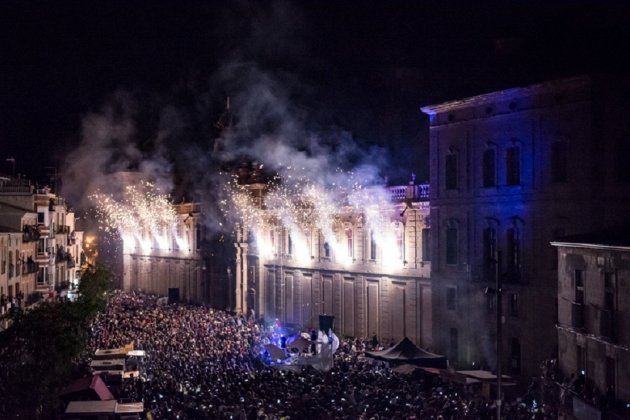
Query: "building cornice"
420 75 591 115
550 241 630 252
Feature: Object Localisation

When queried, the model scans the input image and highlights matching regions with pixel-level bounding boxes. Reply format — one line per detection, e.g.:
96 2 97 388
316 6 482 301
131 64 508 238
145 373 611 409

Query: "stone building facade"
234 181 433 347
0 176 84 298
122 202 209 304
552 229 630 406
421 75 630 378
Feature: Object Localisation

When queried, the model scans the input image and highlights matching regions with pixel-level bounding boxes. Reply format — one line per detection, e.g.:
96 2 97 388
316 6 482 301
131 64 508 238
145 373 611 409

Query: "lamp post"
495 251 503 419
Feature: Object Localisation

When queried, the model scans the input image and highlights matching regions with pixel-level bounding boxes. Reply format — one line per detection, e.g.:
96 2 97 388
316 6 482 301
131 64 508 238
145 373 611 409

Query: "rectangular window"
446 227 458 265
506 228 521 282
506 146 521 185
604 272 615 310
445 154 457 190
346 230 353 258
287 233 293 255
575 269 584 304
370 230 377 260
324 242 330 258
446 287 457 310
483 227 497 281
482 149 496 187
510 338 521 374
37 212 45 224
421 228 430 261
551 141 567 182
450 328 458 361
576 344 586 375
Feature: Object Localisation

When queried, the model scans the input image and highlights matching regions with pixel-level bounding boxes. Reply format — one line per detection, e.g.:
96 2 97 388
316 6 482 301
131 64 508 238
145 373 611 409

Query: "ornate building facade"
234 180 433 347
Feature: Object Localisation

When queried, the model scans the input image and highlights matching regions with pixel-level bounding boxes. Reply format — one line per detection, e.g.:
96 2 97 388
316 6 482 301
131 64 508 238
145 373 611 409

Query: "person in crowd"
84 290 543 419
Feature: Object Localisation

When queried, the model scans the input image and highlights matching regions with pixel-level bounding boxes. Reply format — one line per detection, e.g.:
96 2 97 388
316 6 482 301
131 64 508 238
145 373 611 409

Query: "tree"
0 262 114 418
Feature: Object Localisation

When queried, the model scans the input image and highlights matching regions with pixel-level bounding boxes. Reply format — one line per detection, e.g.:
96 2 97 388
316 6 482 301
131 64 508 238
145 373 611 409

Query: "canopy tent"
60 375 114 401
366 337 447 369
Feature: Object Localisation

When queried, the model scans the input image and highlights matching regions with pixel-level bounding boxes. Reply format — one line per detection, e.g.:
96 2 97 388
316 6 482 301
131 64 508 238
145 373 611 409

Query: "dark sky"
2 0 630 186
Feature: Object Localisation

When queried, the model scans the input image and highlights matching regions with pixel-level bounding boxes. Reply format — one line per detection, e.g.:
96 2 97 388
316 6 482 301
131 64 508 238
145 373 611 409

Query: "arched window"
370 230 377 260
346 229 353 258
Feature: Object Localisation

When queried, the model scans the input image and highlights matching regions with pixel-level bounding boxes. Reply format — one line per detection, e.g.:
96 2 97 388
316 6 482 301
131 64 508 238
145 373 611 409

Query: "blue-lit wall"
423 75 630 379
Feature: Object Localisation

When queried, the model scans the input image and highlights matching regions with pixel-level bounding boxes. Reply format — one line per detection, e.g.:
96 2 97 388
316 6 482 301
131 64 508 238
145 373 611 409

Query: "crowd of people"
84 290 549 419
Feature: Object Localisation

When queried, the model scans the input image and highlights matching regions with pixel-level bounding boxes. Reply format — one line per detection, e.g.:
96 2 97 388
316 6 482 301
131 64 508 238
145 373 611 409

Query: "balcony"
35 252 50 267
572 302 585 330
388 184 430 202
22 258 39 275
56 225 70 234
37 224 50 236
22 225 40 243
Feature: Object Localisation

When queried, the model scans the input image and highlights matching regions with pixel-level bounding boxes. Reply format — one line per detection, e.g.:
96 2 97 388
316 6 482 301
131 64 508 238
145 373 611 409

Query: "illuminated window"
506 146 520 185
482 149 496 187
287 233 293 255
551 140 568 183
395 223 404 260
346 229 353 258
306 229 312 257
445 153 458 190
421 228 430 262
370 230 377 260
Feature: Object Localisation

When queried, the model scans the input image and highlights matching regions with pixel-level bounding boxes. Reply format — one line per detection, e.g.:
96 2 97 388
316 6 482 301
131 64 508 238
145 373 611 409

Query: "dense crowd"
85 290 550 419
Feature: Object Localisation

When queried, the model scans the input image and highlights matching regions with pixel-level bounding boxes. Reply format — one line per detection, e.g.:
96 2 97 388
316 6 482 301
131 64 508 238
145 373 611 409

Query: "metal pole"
496 250 502 419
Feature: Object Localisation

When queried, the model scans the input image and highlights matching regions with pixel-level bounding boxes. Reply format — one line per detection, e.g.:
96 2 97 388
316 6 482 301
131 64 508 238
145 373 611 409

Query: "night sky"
2 1 630 191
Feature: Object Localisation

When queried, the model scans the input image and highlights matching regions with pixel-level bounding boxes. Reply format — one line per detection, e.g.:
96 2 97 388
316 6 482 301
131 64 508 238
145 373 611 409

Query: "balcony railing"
388 184 430 202
23 225 40 243
56 225 70 234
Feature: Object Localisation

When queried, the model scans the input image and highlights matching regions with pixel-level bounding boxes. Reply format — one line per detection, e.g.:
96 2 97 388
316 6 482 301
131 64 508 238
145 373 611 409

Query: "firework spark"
223 166 406 268
91 181 191 253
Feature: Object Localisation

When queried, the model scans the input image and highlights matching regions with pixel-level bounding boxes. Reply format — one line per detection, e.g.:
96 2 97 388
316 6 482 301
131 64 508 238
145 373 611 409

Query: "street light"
484 251 503 420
